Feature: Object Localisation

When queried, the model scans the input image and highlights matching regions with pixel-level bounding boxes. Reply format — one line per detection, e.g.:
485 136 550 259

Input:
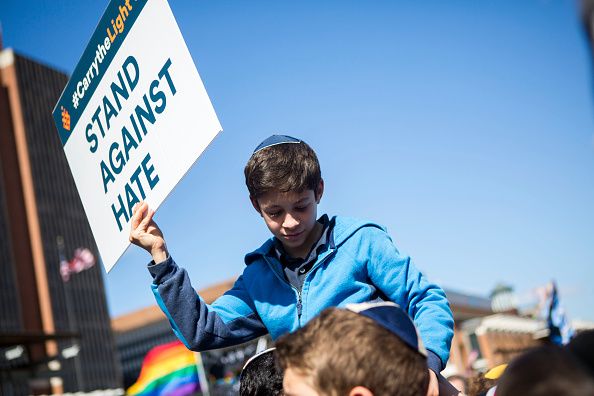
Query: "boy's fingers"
146 208 155 224
130 202 146 229
139 207 155 229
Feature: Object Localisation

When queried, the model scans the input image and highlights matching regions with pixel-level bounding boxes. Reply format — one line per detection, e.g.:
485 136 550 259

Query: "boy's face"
252 180 324 258
283 367 321 396
284 367 374 396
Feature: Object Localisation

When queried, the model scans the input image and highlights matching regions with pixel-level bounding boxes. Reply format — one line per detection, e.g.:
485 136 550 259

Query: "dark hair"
496 345 594 396
239 349 283 396
447 374 468 394
566 330 594 378
275 307 428 396
244 140 321 199
467 374 497 396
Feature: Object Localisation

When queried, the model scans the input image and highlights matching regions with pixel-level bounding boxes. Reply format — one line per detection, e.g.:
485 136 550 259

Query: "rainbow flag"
127 340 203 395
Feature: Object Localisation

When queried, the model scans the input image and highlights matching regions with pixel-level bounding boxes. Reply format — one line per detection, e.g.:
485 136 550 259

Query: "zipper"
296 291 303 323
264 248 336 327
295 249 336 326
263 256 302 323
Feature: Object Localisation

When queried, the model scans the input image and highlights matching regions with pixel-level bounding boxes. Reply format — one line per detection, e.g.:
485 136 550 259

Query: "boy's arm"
130 202 267 349
149 256 268 351
363 227 454 374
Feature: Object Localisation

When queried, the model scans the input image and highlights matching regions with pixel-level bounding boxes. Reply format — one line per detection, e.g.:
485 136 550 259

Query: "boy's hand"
426 369 439 396
129 201 168 263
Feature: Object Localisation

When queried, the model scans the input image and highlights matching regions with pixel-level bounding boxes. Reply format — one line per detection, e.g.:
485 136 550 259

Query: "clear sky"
1 0 593 321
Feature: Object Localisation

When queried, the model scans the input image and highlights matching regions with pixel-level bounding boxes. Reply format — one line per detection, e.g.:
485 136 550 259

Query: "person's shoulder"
332 215 388 245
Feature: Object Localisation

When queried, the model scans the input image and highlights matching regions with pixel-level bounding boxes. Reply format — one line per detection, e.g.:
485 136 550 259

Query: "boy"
130 135 454 395
276 302 430 396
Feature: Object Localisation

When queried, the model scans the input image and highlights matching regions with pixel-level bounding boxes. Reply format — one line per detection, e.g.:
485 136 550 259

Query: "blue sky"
1 0 593 321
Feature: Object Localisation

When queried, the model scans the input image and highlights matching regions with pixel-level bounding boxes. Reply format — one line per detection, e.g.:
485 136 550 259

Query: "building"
0 48 122 394
112 305 178 389
445 287 594 376
443 288 494 376
460 313 547 370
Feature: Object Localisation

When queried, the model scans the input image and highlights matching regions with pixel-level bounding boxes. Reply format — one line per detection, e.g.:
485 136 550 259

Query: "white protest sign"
53 0 222 272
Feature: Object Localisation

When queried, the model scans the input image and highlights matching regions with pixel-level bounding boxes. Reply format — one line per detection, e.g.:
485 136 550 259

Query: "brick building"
0 48 122 394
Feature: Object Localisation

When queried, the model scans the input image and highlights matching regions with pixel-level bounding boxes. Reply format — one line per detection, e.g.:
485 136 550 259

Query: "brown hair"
244 140 321 199
275 308 428 396
467 374 497 396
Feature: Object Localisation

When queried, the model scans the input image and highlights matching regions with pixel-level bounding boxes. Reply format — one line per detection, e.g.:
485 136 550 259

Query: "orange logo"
61 106 71 131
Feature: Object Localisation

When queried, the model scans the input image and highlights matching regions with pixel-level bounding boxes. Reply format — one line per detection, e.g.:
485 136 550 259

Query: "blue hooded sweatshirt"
149 216 454 373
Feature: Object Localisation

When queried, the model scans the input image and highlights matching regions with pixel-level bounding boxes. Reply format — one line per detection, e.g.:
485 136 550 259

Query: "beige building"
112 279 236 388
450 313 547 375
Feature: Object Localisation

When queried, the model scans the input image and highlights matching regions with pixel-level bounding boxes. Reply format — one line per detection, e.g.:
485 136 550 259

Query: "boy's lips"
283 230 304 240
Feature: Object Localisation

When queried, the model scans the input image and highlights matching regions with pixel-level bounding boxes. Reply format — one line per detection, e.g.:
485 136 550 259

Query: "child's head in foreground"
245 135 324 257
496 345 594 396
566 329 594 379
275 302 429 396
239 347 283 396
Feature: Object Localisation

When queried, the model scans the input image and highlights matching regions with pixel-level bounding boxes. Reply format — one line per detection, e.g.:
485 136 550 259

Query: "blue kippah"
253 135 302 154
346 302 427 357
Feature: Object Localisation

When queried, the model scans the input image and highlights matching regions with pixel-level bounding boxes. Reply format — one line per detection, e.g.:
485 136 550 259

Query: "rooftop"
111 278 236 333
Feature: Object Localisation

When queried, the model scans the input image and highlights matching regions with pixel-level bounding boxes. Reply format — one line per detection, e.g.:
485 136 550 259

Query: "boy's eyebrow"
261 203 281 210
261 197 311 209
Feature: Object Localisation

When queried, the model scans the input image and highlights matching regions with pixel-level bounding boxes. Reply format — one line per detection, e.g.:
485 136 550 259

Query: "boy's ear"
348 386 373 396
250 195 262 216
315 179 325 204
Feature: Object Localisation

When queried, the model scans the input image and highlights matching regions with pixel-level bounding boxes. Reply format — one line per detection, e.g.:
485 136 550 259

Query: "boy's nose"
282 213 299 229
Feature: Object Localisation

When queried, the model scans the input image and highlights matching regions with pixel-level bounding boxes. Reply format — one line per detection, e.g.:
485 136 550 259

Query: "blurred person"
467 372 498 396
566 329 594 378
239 347 283 396
466 364 506 396
130 135 454 396
276 301 447 396
496 345 594 396
447 374 468 395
